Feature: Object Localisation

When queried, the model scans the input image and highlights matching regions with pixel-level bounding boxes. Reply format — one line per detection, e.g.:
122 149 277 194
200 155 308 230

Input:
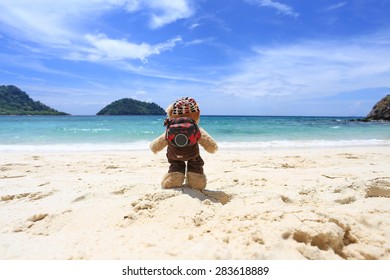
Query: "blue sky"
1 0 390 116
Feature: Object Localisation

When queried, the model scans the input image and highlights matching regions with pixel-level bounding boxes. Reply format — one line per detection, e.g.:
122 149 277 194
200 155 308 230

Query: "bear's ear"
165 104 174 117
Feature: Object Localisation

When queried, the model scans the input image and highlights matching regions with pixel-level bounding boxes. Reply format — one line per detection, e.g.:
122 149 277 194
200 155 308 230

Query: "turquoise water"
0 115 389 151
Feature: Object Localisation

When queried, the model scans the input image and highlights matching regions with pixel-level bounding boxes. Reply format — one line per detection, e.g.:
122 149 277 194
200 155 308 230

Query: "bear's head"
166 97 200 123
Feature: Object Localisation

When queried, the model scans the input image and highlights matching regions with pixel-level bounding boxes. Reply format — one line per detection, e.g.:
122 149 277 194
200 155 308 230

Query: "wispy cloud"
182 37 215 47
0 0 193 63
69 34 182 63
215 33 390 99
325 2 347 11
188 23 201 30
122 0 195 28
146 0 195 28
245 0 299 17
0 1 74 45
188 14 232 33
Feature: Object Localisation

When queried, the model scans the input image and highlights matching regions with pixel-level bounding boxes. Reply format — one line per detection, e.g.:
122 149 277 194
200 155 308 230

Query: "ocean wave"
218 139 390 149
65 128 111 132
0 139 389 152
0 141 150 152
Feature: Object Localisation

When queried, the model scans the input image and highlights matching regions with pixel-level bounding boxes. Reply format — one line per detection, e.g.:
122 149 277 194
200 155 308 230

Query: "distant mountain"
0 85 68 115
97 98 165 115
365 95 390 121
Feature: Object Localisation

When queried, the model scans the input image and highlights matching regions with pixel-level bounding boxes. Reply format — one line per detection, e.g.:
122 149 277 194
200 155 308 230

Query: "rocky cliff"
365 95 390 121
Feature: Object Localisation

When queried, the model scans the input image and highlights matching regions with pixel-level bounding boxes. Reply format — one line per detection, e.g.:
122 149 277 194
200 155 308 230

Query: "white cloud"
245 0 299 17
183 37 214 47
0 0 194 32
0 0 191 64
216 34 390 99
189 23 201 30
146 0 195 28
325 2 347 11
124 0 141 12
0 1 77 45
120 0 195 28
135 90 147 95
79 34 182 62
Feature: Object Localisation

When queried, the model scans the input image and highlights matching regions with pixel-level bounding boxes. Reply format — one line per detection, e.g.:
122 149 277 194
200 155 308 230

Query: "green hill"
97 98 165 115
0 85 68 115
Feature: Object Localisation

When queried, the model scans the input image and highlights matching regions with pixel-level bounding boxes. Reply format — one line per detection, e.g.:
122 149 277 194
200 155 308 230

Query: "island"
0 85 68 115
97 98 165 115
365 95 390 121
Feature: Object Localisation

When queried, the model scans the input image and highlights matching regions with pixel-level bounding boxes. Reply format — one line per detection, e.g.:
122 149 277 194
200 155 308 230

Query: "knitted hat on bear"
172 97 200 115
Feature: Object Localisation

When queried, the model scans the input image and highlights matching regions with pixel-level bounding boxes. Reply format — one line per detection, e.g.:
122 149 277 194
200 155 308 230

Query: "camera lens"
174 134 188 147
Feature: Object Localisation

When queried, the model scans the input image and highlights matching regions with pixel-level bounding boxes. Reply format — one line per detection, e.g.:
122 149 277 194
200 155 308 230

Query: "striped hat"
172 97 200 115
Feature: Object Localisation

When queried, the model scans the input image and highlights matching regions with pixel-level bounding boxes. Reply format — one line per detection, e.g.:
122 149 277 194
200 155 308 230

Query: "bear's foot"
186 172 207 190
161 172 185 188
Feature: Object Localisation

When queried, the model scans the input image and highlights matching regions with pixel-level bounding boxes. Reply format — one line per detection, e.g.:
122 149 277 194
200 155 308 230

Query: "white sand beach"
0 147 389 260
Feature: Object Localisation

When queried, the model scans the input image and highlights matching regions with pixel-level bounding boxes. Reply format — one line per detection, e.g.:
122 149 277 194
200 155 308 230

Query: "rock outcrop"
365 95 390 121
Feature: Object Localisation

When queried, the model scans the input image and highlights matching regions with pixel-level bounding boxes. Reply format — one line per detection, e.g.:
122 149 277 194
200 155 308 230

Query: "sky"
1 0 390 116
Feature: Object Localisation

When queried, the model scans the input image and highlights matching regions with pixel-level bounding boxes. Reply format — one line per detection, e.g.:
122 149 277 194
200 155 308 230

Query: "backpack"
164 117 201 148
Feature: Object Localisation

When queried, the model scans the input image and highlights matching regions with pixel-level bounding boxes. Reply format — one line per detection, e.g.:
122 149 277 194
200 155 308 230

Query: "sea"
0 115 389 151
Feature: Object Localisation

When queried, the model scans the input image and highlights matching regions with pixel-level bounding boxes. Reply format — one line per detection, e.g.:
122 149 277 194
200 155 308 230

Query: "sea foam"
1 139 389 152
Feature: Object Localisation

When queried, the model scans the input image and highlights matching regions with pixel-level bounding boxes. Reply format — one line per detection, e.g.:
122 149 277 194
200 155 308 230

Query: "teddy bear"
150 97 218 189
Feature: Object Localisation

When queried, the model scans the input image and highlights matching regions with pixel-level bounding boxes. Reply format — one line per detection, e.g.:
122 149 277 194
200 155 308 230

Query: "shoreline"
1 147 390 259
0 139 389 152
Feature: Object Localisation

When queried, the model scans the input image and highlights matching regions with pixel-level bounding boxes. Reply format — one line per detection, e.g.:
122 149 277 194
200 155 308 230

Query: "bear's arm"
150 132 168 154
198 127 218 153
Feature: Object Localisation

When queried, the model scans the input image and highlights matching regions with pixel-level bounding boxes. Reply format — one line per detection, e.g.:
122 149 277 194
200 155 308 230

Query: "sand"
0 146 389 260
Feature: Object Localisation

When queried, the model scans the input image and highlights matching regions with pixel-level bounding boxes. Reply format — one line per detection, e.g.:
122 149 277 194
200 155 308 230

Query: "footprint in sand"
127 191 178 219
13 213 49 232
365 178 390 198
193 209 214 227
28 213 48 222
1 191 55 202
288 218 357 259
337 153 360 159
72 195 87 202
334 196 357 205
125 188 231 222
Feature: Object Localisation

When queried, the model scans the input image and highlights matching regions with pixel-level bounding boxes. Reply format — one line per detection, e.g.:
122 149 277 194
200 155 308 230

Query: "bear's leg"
186 172 207 190
187 156 206 189
162 158 185 188
161 172 185 188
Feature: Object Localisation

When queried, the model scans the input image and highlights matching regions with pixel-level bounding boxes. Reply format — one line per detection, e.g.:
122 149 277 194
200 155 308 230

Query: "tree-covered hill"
97 98 165 115
0 85 68 115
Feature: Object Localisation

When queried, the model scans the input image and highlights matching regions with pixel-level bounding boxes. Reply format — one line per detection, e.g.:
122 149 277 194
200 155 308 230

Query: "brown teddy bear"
150 97 218 189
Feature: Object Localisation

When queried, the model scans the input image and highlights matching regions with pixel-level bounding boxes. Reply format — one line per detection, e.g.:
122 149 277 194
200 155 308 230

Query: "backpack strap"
164 118 169 127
